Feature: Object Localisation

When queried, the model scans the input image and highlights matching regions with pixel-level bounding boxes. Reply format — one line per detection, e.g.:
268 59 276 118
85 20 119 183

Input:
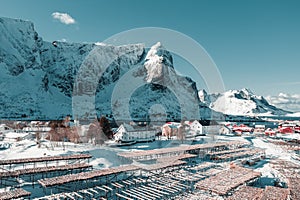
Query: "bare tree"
87 119 106 145
99 116 113 139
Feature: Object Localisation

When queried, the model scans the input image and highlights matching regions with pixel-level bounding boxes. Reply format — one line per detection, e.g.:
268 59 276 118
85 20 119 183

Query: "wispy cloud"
266 93 300 112
273 81 300 86
58 38 67 42
52 12 76 25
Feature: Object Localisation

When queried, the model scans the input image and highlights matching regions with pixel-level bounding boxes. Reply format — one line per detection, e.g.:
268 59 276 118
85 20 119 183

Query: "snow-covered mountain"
199 88 292 116
1 17 291 121
0 17 216 121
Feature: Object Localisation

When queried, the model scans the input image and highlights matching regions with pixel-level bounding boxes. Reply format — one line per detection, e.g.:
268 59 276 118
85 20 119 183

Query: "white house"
114 123 157 143
189 120 221 136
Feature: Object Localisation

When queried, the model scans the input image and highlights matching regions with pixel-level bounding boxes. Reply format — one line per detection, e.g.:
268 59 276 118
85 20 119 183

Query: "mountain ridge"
198 88 292 116
0 17 294 121
0 17 212 121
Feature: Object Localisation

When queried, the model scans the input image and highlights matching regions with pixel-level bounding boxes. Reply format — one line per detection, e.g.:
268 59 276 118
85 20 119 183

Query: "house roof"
120 123 155 132
197 120 219 126
121 123 135 131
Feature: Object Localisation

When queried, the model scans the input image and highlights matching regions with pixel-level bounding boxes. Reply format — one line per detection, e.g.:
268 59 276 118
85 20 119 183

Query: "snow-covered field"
1 131 300 198
0 133 126 169
1 131 299 169
0 132 232 168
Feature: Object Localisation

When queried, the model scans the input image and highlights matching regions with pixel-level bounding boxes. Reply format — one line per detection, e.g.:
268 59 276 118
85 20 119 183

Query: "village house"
161 122 188 140
254 124 266 133
114 123 157 143
189 120 221 136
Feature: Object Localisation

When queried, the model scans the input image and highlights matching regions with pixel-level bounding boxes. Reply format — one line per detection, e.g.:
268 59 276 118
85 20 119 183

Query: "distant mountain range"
198 88 292 117
0 17 296 121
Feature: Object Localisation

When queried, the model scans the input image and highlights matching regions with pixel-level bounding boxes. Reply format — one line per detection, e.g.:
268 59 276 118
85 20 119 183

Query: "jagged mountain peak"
240 88 253 94
146 42 168 58
145 42 163 58
199 88 291 116
198 89 208 97
2 16 290 120
235 88 253 98
144 42 174 84
0 16 34 27
226 88 253 97
227 88 267 102
0 17 212 121
145 42 172 66
0 17 42 76
198 89 208 103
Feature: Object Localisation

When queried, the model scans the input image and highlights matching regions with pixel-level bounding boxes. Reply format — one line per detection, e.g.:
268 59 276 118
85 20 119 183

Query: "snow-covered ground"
0 133 216 168
0 138 128 169
252 138 291 160
0 133 246 167
250 135 300 188
277 133 300 140
1 131 299 198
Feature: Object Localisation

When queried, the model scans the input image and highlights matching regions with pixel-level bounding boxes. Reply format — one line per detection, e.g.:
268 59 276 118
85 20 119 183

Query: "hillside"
0 17 214 121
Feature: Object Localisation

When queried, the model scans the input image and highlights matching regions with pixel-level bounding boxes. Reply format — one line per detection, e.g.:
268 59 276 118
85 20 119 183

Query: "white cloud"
58 38 67 42
52 12 76 25
266 93 300 112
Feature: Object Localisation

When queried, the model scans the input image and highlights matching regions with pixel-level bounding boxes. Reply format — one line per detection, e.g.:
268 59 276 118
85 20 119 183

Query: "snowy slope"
127 42 202 121
0 17 216 121
199 88 291 116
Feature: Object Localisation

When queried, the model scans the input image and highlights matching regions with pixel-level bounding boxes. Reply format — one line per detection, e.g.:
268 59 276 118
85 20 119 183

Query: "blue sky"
1 0 300 96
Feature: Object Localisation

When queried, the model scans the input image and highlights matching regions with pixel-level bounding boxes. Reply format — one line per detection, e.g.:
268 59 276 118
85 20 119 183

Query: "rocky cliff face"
0 17 213 121
0 17 42 75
